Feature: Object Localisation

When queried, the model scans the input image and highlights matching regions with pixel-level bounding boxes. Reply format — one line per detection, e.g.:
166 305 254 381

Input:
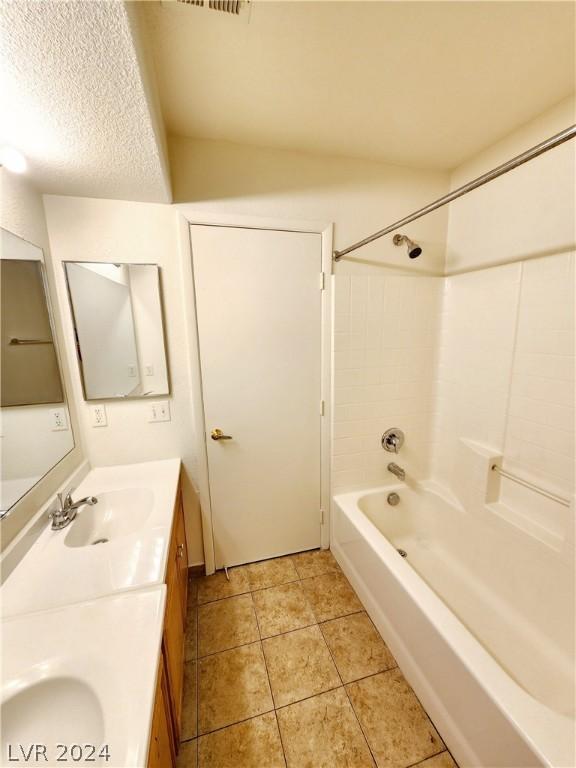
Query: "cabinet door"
163 598 184 744
175 493 188 622
163 490 187 744
147 659 174 768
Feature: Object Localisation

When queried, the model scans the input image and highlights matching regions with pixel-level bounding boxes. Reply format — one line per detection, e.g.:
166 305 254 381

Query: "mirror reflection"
1 229 74 515
64 262 169 400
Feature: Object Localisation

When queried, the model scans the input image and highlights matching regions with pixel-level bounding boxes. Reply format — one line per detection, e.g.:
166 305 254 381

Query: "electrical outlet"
90 404 107 427
148 401 170 423
50 408 68 431
145 364 154 376
128 365 137 377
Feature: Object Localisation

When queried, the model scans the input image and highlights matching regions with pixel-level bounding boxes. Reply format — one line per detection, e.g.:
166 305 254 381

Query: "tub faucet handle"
382 428 405 454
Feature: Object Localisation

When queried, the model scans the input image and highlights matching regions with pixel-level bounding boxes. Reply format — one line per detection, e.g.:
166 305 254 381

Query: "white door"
190 225 323 568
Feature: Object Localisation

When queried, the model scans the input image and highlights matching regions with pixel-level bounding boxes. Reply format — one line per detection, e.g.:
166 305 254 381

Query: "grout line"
249 593 278 713
197 706 276 738
197 563 344 605
253 596 280 711
194 610 363 661
251 592 289 767
271 710 289 768
317 608 364 626
404 747 450 768
259 618 317 642
273 682 345 712
318 619 379 767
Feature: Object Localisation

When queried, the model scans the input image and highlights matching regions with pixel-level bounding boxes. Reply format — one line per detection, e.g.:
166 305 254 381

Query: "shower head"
393 234 422 259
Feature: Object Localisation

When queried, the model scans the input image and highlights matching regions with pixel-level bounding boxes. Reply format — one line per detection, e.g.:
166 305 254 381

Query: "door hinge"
320 399 325 416
319 271 326 290
320 508 325 525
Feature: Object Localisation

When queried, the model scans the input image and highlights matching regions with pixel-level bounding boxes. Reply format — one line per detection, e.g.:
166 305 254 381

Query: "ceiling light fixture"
0 147 27 174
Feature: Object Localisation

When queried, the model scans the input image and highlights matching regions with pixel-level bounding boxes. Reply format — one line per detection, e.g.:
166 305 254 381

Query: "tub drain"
397 548 407 558
92 538 109 545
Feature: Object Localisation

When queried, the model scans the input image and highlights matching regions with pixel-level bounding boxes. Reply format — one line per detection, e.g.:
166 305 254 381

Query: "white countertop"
1 586 166 768
0 458 181 618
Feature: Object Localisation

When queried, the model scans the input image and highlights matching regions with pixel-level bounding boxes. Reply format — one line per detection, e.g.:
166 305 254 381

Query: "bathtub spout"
387 462 405 481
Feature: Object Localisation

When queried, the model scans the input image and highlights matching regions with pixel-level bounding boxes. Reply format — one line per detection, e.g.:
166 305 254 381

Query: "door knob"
211 428 233 441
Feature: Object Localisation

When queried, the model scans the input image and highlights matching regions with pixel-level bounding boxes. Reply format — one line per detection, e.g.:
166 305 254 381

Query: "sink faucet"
49 492 98 531
387 462 406 481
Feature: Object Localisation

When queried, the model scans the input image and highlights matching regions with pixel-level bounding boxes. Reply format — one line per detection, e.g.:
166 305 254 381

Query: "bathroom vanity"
0 458 188 768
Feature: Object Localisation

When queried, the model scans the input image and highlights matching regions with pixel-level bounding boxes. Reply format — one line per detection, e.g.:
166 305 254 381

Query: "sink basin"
1 458 180 618
64 488 153 548
1 587 166 767
2 678 104 765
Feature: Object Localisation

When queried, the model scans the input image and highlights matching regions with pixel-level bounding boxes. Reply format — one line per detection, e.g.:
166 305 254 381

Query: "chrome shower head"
393 234 422 259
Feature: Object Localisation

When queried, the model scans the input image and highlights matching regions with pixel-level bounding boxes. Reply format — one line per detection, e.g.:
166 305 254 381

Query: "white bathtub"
331 483 575 768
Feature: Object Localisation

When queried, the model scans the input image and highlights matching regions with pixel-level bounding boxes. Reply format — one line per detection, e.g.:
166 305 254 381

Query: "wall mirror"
64 262 169 400
0 228 75 516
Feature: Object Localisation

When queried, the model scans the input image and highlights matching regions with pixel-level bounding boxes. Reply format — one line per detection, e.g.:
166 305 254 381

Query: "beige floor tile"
347 669 444 768
187 577 198 608
198 642 273 734
247 556 299 590
291 548 341 579
321 612 396 683
198 712 285 768
277 688 375 768
197 567 251 605
176 739 197 768
253 582 315 638
185 606 197 661
181 661 197 741
301 572 363 622
198 594 259 657
263 625 340 707
412 752 458 768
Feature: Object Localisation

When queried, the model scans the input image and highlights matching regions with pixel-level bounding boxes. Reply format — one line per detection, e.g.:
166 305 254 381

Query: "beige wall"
0 171 84 548
43 195 204 565
446 97 575 273
171 136 450 276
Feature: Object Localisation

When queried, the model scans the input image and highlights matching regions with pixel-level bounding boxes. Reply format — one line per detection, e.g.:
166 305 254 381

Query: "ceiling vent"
176 0 248 15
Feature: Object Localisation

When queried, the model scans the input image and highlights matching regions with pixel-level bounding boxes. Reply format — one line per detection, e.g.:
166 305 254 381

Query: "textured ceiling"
142 0 575 170
0 1 171 202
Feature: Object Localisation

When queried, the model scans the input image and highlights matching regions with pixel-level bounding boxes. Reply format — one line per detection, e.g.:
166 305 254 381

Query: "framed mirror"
1 228 75 516
63 262 169 400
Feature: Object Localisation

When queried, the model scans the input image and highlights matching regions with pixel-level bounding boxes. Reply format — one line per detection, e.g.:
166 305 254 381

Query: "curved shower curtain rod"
333 124 576 261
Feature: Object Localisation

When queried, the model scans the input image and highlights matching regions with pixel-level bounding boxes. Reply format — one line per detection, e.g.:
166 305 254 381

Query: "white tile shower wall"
430 263 522 498
333 275 444 491
503 253 575 501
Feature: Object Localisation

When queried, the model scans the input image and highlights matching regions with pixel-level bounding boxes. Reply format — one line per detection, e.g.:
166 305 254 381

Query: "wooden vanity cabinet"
147 658 175 768
148 489 188 768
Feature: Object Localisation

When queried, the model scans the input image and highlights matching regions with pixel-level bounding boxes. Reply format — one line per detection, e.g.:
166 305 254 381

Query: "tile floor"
177 550 459 768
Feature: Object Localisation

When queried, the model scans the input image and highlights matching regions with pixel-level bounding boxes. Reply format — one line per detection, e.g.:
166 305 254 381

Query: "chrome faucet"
49 492 98 531
387 462 406 481
382 428 405 454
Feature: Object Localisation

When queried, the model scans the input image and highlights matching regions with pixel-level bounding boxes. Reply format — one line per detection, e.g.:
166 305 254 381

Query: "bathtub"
331 483 575 768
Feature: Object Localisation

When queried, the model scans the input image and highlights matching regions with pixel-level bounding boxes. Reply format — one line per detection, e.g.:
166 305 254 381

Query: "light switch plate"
148 401 170 423
50 408 68 431
90 404 107 427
